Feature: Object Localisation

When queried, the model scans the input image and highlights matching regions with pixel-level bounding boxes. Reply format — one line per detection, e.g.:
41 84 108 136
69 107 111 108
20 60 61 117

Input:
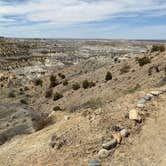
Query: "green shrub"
45 89 53 98
53 106 62 111
72 83 80 90
50 75 59 88
151 45 165 52
63 80 68 86
8 91 16 98
120 65 130 74
105 71 112 81
19 88 24 95
58 73 65 79
82 80 89 89
137 57 151 66
50 75 56 83
49 75 59 88
34 79 43 86
53 92 63 101
82 80 95 89
20 99 28 105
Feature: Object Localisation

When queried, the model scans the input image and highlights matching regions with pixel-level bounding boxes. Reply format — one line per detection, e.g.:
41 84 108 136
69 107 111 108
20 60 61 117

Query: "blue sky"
0 0 166 39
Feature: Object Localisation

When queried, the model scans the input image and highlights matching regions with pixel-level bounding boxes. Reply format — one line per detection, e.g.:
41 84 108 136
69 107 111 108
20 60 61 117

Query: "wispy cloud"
0 0 166 39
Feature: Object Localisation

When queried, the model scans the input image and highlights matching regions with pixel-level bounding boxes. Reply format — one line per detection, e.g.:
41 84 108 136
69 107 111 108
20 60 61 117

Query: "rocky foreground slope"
0 39 166 166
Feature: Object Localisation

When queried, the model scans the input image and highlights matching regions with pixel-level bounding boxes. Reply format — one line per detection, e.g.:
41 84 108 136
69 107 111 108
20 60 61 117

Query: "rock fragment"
102 138 117 150
137 98 146 108
88 160 101 166
129 109 141 122
98 149 110 159
143 94 153 101
120 129 129 137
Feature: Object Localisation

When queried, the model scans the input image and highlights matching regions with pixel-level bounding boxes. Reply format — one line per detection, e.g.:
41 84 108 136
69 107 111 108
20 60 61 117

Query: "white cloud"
0 0 166 24
0 0 166 39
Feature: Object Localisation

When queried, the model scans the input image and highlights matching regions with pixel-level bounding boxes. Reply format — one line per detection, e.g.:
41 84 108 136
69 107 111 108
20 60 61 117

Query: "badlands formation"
0 37 166 166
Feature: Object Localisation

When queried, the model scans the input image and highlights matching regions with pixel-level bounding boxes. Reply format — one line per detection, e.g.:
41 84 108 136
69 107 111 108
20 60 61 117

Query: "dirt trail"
111 93 166 166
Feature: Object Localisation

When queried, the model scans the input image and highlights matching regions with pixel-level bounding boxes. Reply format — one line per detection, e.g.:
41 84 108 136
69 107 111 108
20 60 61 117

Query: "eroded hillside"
0 38 166 166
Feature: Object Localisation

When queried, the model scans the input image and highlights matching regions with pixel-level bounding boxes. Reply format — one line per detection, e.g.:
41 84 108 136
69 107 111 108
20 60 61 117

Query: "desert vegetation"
82 80 95 89
53 92 63 101
105 71 112 81
136 56 151 66
34 78 43 86
72 83 80 90
151 44 165 52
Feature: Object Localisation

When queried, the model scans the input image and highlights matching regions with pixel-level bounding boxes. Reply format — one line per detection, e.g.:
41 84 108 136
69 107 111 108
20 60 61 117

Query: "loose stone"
120 129 129 137
88 160 101 166
102 138 117 150
98 149 110 159
129 109 142 122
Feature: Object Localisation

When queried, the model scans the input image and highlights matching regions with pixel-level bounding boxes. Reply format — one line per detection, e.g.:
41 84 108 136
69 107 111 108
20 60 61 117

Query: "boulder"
143 94 153 101
88 160 101 166
120 129 129 137
137 98 146 108
98 149 110 159
129 109 141 122
102 138 117 150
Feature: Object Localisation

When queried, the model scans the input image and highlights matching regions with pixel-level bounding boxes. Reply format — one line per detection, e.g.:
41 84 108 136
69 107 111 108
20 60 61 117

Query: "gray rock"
137 98 146 108
120 129 129 137
111 125 121 132
88 160 101 166
102 138 117 150
143 94 152 101
137 98 146 104
98 149 110 159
